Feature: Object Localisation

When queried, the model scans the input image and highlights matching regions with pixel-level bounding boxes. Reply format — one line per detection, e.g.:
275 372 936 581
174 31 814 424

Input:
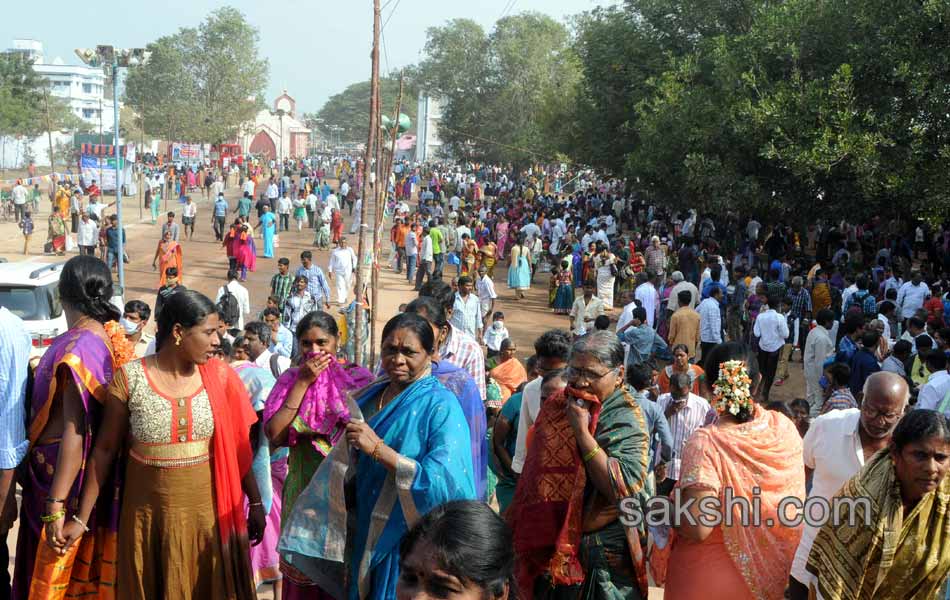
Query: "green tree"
417 13 580 165
124 7 268 144
311 77 419 143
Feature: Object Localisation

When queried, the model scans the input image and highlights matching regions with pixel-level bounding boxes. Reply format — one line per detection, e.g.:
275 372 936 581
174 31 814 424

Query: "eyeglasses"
861 405 903 422
566 366 616 383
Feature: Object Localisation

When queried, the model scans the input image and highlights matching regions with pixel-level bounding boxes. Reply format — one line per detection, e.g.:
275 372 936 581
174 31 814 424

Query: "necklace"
376 385 397 413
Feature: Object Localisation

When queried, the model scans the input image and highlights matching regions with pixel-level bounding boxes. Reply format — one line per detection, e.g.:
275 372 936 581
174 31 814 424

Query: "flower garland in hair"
711 360 754 416
104 321 136 367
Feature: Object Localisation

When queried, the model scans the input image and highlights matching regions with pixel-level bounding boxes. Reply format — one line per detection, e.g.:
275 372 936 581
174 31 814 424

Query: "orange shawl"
200 358 259 600
158 241 183 286
490 358 528 402
508 387 602 599
677 406 805 599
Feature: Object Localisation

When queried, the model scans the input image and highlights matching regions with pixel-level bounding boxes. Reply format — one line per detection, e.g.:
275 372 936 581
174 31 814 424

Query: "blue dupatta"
431 360 488 500
279 374 476 600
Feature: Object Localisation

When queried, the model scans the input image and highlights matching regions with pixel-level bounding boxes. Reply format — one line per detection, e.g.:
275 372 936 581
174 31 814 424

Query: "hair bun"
84 277 111 300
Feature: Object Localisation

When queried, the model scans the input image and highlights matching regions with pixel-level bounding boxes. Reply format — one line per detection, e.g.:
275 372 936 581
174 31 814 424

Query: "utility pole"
353 0 381 367
44 89 55 176
369 73 404 367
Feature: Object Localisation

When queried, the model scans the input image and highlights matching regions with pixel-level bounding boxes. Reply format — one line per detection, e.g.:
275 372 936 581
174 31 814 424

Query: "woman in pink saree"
495 217 509 260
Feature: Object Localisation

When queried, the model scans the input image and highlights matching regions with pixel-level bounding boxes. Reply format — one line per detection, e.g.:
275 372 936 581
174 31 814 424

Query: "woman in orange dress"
665 342 805 600
488 339 527 404
657 344 705 395
152 229 183 287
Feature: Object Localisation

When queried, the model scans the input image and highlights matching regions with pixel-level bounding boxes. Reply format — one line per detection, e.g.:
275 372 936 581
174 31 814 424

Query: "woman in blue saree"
278 312 476 600
258 204 277 258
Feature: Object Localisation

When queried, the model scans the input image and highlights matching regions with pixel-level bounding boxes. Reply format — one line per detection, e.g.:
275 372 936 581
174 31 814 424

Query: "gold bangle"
582 446 602 463
371 440 384 462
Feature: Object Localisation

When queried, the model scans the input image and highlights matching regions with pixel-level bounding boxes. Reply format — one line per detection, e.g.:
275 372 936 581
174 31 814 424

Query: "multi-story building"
415 93 446 163
8 39 115 129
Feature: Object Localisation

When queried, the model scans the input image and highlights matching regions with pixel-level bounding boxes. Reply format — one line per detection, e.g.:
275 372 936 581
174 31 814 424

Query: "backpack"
217 286 240 327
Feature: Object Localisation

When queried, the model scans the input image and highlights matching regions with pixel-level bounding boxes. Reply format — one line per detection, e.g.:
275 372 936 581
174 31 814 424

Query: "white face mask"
493 321 504 330
120 317 140 335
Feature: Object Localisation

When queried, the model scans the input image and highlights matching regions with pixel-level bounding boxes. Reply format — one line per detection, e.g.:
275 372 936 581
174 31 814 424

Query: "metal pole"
98 97 103 187
44 90 55 177
112 60 124 291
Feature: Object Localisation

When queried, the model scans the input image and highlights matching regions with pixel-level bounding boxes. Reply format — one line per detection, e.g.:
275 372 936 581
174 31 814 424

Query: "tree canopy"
0 52 82 140
309 76 419 143
124 7 268 144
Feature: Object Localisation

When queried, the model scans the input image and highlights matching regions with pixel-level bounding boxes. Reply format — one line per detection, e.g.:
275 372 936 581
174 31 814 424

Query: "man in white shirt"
521 221 541 245
11 181 27 222
211 176 224 199
634 272 660 328
697 287 723 359
328 237 358 305
340 180 350 200
569 283 606 337
415 226 434 290
277 192 293 231
668 271 699 309
181 195 197 239
450 275 483 339
76 213 99 256
512 330 572 474
753 295 790 401
326 192 340 213
266 180 280 212
803 309 836 416
405 227 418 284
475 265 497 330
242 177 255 198
788 373 908 599
897 271 931 321
215 270 251 330
244 321 291 377
915 352 950 414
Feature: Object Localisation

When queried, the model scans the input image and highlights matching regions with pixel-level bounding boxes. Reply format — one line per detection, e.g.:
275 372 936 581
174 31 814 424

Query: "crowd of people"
4 157 950 600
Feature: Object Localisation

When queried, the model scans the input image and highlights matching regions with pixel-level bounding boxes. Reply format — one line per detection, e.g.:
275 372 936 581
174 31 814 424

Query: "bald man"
788 371 909 599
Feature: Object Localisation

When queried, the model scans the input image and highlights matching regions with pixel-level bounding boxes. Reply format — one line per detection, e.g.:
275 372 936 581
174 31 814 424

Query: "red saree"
508 388 603 600
199 358 259 600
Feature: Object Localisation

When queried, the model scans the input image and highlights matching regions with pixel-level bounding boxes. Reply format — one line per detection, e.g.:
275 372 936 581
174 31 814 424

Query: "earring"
175 336 182 346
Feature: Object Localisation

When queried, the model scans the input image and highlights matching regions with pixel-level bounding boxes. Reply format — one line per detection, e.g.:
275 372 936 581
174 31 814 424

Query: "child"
483 311 509 358
19 211 33 255
258 295 281 321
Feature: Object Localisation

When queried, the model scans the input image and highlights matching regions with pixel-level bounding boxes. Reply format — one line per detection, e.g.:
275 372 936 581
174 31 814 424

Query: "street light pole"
76 46 150 294
111 57 125 291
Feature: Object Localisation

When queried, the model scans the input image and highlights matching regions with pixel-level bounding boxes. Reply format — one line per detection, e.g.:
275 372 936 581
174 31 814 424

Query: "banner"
80 155 119 191
171 143 201 161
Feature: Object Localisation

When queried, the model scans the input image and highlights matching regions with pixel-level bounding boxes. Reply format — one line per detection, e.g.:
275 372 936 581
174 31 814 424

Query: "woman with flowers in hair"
665 342 806 600
14 255 135 599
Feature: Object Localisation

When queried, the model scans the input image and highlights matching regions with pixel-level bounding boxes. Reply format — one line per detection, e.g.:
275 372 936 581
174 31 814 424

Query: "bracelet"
582 446 603 463
371 440 384 462
41 509 66 523
249 501 264 509
71 515 90 533
45 497 65 504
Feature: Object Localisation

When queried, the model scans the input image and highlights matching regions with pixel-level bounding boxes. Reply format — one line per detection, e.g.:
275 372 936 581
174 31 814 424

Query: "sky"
1 0 617 116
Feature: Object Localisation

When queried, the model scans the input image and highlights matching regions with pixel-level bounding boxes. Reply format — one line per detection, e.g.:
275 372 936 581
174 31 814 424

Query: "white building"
9 39 115 128
415 93 446 163
1 40 117 168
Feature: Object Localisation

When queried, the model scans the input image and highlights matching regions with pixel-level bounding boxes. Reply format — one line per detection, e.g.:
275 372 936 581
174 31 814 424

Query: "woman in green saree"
807 408 950 599
509 330 651 600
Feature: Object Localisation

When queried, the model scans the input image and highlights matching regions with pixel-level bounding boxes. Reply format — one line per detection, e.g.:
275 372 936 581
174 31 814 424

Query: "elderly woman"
805 409 950 599
509 330 651 600
278 313 476 600
665 342 806 600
